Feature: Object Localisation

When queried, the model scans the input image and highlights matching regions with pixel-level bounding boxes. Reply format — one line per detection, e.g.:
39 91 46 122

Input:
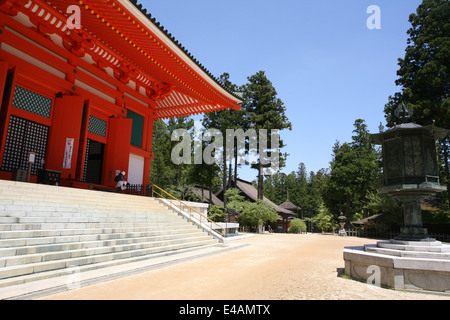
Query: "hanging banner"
63 138 75 169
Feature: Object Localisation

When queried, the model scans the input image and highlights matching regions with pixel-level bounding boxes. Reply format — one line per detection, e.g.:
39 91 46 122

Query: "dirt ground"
40 233 450 300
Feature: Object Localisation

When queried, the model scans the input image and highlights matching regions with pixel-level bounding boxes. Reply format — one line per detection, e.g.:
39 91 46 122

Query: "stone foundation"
343 240 450 293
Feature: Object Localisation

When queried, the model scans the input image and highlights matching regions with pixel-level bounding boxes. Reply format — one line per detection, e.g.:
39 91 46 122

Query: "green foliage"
384 0 449 129
322 119 382 220
240 71 292 199
208 205 226 222
422 209 450 225
164 184 201 202
263 164 328 221
266 120 382 229
238 200 279 232
309 204 336 232
150 117 195 189
364 192 402 216
225 188 245 202
202 73 248 205
224 188 246 213
384 0 450 205
150 116 223 201
288 219 307 234
224 188 278 232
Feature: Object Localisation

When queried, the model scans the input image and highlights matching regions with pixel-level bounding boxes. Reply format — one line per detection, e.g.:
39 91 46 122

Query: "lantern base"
343 239 450 294
380 185 445 243
396 227 435 242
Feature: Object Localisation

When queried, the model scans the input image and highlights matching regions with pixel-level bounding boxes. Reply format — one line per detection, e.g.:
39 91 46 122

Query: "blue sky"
141 0 422 181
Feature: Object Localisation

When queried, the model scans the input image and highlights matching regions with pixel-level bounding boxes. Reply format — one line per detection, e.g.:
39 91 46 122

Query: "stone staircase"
0 180 219 289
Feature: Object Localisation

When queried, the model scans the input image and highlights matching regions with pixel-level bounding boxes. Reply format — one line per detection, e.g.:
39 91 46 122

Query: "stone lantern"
369 110 448 241
338 213 347 237
343 105 450 293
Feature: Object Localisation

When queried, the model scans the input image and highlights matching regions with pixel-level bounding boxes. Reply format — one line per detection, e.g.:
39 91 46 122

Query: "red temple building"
0 0 242 189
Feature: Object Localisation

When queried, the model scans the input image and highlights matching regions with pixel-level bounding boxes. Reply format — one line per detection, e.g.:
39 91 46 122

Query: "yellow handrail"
151 184 226 240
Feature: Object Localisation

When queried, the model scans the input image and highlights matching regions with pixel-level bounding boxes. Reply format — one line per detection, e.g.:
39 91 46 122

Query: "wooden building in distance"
216 178 297 232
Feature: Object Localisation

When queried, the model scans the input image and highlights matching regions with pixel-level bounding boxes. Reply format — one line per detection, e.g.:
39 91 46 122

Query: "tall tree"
241 71 292 199
188 134 222 203
323 119 381 220
307 168 329 218
202 73 247 206
149 117 194 189
384 0 450 204
351 119 382 210
149 120 174 188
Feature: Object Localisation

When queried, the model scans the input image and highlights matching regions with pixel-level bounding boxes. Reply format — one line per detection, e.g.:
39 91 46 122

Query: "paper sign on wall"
63 138 75 169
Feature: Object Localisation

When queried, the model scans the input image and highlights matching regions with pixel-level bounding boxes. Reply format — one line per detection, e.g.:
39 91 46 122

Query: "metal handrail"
151 184 226 240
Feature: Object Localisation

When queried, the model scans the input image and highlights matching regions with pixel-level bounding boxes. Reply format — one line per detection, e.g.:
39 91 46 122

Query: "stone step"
0 234 213 267
0 194 164 206
0 211 174 220
0 231 207 257
1 184 152 197
365 244 450 260
0 223 198 240
0 238 217 284
0 227 202 248
0 198 165 208
0 242 219 289
0 205 168 216
376 240 450 253
0 209 176 219
0 214 183 225
0 179 219 289
0 199 163 212
0 220 191 231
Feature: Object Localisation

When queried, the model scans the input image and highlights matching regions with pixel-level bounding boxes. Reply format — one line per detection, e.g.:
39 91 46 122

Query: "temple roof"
279 200 301 212
351 213 384 227
9 0 242 119
192 186 224 207
127 0 238 99
216 178 297 217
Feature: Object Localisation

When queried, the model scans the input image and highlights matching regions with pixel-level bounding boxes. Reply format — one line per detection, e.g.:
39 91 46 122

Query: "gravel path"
40 233 450 300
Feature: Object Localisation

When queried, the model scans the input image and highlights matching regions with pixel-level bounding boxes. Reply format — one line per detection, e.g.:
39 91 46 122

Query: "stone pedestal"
380 184 446 241
344 239 450 293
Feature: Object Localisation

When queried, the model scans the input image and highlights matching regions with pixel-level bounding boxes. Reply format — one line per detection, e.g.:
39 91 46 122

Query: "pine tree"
323 119 381 220
240 71 292 199
384 0 450 204
202 73 247 206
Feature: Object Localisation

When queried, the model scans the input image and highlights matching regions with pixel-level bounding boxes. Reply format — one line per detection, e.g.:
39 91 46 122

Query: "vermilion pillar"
143 113 154 185
103 117 132 187
46 95 84 179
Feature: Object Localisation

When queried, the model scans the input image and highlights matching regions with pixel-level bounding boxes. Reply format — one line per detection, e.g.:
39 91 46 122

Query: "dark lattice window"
82 139 104 184
82 139 90 182
88 116 107 137
1 115 49 175
12 86 52 118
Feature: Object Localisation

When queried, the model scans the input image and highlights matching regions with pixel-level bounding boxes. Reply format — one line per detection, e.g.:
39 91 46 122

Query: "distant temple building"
0 0 242 188
215 178 298 232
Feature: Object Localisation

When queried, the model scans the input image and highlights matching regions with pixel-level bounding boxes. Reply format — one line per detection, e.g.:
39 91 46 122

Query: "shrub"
224 189 279 232
288 219 307 234
208 205 226 222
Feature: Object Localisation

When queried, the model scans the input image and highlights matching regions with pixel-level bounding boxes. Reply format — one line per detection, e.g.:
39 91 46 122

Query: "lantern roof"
370 123 449 145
